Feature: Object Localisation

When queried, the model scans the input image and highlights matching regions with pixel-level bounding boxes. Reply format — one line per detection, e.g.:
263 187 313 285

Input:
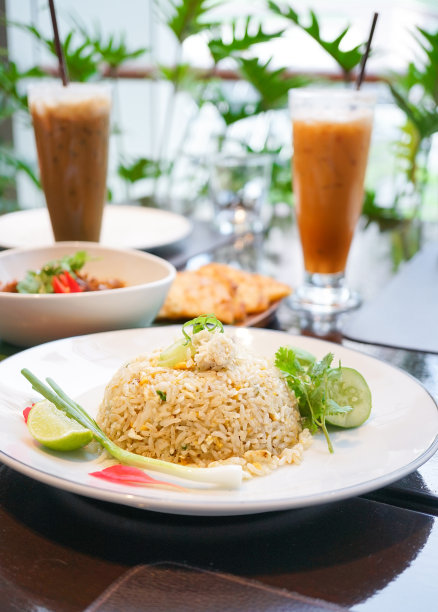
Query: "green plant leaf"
0 57 44 113
411 27 438 103
156 0 221 44
0 146 40 188
388 27 438 140
71 17 148 70
389 82 438 140
117 157 162 184
269 156 292 205
203 82 263 125
7 21 99 82
236 57 311 110
207 16 285 64
268 1 364 76
158 62 193 85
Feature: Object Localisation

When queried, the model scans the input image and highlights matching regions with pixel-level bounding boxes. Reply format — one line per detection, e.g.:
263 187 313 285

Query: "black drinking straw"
355 12 379 90
48 0 69 86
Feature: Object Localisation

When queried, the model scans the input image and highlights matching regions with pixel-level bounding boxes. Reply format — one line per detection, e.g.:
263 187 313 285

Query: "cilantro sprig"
275 347 353 453
16 251 91 294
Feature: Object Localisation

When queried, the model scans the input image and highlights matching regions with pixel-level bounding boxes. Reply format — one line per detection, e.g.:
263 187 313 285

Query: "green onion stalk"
21 369 242 489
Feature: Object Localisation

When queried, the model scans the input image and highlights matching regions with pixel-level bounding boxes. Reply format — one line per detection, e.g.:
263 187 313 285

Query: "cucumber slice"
158 338 194 368
326 367 372 428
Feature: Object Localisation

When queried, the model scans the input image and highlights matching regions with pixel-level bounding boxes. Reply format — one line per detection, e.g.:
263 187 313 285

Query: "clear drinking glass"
209 153 272 235
289 88 375 314
28 82 111 242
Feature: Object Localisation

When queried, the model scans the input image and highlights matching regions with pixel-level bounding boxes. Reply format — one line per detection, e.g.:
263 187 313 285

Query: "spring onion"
21 368 242 489
158 314 224 368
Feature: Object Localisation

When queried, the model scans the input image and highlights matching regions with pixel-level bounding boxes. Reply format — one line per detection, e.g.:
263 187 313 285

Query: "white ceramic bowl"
0 242 176 347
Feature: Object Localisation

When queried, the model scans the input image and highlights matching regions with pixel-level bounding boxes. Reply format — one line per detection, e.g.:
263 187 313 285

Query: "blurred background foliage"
0 0 437 224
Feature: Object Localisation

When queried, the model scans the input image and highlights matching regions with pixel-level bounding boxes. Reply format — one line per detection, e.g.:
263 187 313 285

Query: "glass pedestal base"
289 272 361 316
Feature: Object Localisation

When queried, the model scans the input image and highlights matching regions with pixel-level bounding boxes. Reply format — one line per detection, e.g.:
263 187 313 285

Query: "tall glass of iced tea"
29 83 111 242
289 88 375 314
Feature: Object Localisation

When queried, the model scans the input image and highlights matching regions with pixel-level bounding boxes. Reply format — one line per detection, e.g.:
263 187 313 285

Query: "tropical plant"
1 1 437 223
388 26 438 216
0 14 148 209
121 0 371 206
0 55 42 203
267 1 365 82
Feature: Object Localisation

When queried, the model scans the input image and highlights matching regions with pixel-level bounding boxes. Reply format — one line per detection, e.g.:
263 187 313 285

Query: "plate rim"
0 326 437 516
1 432 437 516
0 205 193 250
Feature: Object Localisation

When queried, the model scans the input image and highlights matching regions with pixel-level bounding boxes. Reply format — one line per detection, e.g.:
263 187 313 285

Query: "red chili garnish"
89 465 184 489
52 276 67 293
23 405 34 423
52 271 83 294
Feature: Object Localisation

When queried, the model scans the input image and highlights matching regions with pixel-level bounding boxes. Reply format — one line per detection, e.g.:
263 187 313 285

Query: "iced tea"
29 83 111 242
293 115 372 274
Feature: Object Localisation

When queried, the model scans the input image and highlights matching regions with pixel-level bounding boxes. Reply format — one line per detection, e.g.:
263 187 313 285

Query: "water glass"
209 153 272 235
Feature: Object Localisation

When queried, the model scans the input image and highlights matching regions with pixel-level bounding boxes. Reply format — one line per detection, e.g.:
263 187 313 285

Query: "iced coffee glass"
289 88 375 314
29 82 111 242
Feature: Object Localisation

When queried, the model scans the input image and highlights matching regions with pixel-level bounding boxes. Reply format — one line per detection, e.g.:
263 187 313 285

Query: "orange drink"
289 89 375 314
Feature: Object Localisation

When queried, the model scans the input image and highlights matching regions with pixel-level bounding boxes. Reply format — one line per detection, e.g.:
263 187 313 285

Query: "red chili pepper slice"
52 276 68 293
63 271 83 292
23 405 34 423
89 465 184 489
52 271 83 294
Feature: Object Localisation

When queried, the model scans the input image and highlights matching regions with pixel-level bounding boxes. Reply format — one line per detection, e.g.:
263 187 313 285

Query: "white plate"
0 327 437 516
0 205 192 250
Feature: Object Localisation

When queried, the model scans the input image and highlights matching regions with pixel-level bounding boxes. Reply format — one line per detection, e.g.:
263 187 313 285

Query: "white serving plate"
0 205 192 249
0 327 436 516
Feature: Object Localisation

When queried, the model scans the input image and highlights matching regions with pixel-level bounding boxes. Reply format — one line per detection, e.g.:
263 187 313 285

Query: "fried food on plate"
157 263 291 324
156 269 245 324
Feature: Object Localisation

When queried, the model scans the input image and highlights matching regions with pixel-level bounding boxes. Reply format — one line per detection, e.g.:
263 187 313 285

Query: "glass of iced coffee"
289 88 375 315
28 82 111 242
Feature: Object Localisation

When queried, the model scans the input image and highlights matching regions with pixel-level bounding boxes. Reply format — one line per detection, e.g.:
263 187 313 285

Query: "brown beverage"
288 89 375 315
293 114 373 274
29 83 111 242
290 89 374 275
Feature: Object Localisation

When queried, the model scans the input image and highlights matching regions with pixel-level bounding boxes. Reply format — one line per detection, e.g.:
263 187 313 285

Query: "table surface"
1 208 437 611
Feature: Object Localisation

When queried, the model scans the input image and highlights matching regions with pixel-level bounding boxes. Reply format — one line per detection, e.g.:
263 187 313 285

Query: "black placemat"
343 244 438 353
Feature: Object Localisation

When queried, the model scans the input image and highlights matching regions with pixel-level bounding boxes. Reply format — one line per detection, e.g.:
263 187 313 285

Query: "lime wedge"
27 399 93 451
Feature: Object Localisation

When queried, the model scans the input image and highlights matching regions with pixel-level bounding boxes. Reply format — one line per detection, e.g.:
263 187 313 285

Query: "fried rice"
96 329 311 478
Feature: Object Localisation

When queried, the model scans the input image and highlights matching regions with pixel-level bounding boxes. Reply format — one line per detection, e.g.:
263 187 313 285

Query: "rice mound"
96 330 311 477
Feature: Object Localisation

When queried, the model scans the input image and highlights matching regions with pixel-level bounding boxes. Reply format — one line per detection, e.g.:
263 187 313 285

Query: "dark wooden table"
0 210 437 611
